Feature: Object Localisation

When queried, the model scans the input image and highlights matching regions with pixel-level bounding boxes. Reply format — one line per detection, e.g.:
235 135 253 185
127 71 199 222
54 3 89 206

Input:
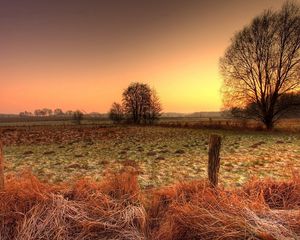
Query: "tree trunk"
0 141 4 190
208 135 222 187
263 115 274 130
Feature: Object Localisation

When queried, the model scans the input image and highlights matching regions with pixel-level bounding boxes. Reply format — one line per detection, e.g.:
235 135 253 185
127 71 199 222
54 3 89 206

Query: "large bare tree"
220 2 300 129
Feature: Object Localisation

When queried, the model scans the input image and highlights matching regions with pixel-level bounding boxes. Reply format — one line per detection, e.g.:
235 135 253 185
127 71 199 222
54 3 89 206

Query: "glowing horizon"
0 0 291 114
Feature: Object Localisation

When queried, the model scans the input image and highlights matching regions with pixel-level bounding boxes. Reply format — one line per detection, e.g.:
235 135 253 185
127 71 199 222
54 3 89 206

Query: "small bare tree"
145 89 162 124
109 102 124 123
122 82 162 124
220 2 300 129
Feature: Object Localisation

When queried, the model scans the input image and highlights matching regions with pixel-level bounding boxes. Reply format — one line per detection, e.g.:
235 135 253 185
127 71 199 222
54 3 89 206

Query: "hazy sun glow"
0 0 290 114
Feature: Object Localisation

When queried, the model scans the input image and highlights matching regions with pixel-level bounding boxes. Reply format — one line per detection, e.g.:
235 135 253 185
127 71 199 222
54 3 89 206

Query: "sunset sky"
0 0 294 114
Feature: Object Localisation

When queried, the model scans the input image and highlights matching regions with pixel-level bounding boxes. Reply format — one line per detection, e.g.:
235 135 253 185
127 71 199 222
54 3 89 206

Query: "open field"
1 124 300 188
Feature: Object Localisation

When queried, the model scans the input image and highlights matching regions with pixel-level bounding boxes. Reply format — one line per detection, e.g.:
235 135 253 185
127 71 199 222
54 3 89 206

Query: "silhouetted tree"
220 2 300 129
73 110 84 125
65 110 74 116
144 89 162 123
19 111 32 117
122 82 151 124
34 109 40 116
34 109 46 116
122 82 162 124
109 102 124 123
54 108 64 115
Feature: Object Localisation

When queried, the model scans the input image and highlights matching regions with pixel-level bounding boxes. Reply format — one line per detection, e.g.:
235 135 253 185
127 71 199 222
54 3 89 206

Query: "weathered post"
0 141 4 190
208 134 221 187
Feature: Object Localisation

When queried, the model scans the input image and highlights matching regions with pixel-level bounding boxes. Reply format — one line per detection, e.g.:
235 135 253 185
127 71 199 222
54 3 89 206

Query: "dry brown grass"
1 170 300 239
242 175 300 210
148 181 300 239
0 170 147 240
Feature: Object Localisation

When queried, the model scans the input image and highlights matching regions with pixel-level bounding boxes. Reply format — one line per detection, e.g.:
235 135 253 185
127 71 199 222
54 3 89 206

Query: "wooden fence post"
208 134 221 187
0 141 4 190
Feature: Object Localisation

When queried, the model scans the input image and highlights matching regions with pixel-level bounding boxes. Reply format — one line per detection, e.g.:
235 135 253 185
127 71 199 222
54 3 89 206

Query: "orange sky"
0 0 293 114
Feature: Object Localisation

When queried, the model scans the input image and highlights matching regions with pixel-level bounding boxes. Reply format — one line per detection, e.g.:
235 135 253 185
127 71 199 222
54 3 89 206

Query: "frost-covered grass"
2 125 300 187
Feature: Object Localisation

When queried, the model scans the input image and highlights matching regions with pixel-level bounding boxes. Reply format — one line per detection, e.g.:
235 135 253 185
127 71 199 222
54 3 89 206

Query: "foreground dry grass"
1 170 300 240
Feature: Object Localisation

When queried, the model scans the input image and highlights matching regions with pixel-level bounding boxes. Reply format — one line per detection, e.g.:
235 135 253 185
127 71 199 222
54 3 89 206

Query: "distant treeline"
17 109 104 117
0 114 109 123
